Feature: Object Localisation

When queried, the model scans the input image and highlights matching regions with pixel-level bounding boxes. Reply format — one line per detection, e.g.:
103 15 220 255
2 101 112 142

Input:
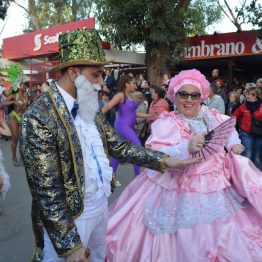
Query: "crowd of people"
206 69 262 116
99 67 262 172
0 28 261 262
204 69 262 169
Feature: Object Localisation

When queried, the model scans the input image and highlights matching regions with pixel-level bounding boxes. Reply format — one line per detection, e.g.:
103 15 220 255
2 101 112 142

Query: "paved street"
0 140 135 262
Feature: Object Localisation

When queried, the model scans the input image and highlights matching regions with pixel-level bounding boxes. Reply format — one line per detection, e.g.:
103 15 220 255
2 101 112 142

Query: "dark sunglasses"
177 91 201 100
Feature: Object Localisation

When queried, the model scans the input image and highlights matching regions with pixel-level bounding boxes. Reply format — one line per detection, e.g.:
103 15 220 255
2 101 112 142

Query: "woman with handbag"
232 87 262 169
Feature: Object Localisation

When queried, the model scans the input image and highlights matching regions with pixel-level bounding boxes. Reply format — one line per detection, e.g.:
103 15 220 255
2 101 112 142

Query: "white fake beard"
75 75 101 123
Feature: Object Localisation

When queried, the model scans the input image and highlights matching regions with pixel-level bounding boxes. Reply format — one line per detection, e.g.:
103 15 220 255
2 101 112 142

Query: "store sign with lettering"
32 32 64 51
184 30 262 60
3 18 110 60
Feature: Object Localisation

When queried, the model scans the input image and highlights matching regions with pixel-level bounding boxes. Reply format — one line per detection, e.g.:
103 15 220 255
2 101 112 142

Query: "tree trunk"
145 0 190 86
145 43 170 86
234 22 242 32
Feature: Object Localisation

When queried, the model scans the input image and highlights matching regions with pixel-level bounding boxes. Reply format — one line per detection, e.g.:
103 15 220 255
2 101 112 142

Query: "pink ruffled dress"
106 107 262 262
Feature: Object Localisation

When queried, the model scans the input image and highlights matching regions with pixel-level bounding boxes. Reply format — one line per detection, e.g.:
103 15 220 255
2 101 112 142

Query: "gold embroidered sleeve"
97 112 168 172
20 110 82 257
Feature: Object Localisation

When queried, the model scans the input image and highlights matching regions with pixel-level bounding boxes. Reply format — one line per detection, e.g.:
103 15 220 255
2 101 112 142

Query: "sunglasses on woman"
177 91 201 100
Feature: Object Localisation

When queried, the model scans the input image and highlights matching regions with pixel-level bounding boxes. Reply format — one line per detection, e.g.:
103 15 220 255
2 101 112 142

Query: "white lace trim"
144 187 247 234
177 109 219 134
0 147 10 197
75 117 112 199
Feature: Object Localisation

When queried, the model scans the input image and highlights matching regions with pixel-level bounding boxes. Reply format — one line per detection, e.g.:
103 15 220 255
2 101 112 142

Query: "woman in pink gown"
106 69 262 262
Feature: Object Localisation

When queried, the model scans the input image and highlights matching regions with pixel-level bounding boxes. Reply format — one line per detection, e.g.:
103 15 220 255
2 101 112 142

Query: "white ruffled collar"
75 116 112 198
175 109 219 134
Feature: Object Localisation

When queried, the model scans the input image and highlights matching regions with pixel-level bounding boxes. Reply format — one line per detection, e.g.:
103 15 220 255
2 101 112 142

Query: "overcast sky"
0 0 257 47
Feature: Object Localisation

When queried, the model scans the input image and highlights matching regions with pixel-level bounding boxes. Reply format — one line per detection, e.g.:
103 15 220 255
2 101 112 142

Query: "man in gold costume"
20 29 200 262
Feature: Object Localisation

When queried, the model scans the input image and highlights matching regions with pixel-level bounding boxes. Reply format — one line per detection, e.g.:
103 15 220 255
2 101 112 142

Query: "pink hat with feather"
168 69 210 103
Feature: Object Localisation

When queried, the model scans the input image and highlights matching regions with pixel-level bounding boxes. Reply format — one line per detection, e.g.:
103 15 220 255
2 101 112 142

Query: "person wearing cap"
245 82 256 89
19 30 201 262
214 79 228 105
106 69 262 262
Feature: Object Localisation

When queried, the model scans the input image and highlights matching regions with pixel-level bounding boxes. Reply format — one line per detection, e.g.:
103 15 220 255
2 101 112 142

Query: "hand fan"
193 117 236 159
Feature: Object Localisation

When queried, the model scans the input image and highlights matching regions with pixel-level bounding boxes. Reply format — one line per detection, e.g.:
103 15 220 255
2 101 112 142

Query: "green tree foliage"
96 0 191 85
96 0 189 50
20 0 94 31
0 0 11 20
95 0 222 85
216 0 262 32
186 0 222 35
245 0 262 29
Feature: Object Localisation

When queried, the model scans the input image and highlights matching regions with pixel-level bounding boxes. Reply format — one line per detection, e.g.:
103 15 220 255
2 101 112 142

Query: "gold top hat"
51 29 111 72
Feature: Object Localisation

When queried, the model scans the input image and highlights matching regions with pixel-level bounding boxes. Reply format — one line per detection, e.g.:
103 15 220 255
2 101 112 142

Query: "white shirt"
57 84 112 218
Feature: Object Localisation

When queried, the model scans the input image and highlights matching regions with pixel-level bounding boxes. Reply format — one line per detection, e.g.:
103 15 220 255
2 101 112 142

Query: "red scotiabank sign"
3 18 110 60
184 30 262 60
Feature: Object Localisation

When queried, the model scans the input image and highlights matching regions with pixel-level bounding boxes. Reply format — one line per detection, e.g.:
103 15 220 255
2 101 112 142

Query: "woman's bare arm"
102 93 124 114
1 95 16 106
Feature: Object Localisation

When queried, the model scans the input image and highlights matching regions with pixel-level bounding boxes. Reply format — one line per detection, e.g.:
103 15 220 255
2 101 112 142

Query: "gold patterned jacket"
19 82 168 261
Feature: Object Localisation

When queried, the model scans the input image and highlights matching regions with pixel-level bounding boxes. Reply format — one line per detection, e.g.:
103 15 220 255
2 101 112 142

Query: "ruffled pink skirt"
106 154 262 262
